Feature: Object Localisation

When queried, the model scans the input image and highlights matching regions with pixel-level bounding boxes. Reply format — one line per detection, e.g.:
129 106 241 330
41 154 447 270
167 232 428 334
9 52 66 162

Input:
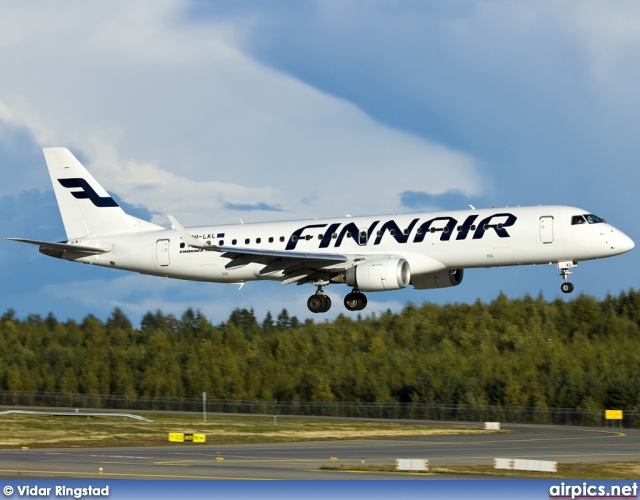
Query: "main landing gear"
306 287 369 313
344 288 367 312
307 286 332 313
558 261 576 294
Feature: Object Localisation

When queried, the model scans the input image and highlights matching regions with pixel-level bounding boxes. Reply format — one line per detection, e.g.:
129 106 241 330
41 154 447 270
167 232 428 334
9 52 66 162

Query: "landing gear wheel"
558 263 576 294
307 295 324 313
344 292 368 311
320 295 331 313
560 282 574 294
344 293 358 311
307 290 331 313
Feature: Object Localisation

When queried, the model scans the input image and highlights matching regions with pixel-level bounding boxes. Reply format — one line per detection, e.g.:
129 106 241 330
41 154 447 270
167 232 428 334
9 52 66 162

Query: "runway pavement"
0 423 638 480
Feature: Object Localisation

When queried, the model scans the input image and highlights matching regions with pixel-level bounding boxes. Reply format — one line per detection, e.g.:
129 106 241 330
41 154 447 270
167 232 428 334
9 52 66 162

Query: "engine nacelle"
411 269 464 290
346 258 411 292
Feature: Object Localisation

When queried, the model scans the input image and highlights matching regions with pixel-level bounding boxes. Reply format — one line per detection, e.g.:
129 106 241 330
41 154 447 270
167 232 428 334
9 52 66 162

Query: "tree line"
2 290 640 410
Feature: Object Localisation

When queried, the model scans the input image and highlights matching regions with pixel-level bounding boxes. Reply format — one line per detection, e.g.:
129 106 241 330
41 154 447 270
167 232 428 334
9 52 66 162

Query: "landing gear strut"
558 261 576 294
344 288 368 311
307 285 331 313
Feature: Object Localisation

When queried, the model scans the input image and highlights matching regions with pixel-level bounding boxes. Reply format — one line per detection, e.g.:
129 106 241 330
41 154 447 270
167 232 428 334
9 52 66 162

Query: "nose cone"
620 232 635 253
612 230 635 254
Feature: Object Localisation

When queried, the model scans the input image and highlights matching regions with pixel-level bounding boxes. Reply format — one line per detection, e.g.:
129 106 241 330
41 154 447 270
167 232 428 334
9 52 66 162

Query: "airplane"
7 147 635 313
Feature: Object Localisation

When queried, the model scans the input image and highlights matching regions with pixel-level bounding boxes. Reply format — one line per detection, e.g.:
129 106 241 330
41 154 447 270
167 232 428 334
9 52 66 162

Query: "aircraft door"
156 239 170 266
539 216 554 244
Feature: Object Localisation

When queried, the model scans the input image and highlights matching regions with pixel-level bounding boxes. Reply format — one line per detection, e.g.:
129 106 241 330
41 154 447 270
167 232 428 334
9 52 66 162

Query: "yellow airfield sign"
169 433 206 443
605 410 623 420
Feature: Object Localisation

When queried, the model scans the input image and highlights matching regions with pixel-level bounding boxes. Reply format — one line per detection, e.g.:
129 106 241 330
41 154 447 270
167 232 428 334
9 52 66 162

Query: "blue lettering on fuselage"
285 213 518 250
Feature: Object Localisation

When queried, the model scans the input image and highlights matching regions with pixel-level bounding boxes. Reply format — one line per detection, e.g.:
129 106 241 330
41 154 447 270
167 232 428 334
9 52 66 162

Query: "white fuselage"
69 205 633 286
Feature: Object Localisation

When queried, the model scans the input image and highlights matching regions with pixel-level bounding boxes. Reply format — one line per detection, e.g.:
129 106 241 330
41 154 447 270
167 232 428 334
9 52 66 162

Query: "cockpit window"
585 214 606 224
571 215 586 225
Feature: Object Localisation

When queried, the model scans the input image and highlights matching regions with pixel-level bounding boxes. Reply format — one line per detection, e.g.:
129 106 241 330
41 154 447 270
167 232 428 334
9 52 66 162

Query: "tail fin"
44 147 161 239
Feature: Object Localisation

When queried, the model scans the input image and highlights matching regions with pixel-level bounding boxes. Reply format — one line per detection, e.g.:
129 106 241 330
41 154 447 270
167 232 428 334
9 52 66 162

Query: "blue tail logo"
58 178 118 207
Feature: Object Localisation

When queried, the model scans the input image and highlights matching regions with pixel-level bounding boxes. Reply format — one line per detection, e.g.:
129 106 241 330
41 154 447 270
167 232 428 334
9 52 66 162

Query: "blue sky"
1 0 639 326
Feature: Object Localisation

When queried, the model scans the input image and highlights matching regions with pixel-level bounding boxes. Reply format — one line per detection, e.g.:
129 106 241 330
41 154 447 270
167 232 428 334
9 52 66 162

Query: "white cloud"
0 0 483 227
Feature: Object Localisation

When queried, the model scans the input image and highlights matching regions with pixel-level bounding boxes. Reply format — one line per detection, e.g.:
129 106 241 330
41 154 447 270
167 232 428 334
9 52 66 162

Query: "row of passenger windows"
179 223 504 247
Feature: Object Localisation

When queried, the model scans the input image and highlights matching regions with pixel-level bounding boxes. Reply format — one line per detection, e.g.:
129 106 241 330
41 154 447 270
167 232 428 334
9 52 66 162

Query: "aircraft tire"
320 295 331 313
307 295 325 313
355 293 368 310
344 293 359 311
560 282 575 294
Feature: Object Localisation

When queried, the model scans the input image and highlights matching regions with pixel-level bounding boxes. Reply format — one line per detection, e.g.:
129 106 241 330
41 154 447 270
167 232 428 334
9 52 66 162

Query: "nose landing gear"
558 261 576 294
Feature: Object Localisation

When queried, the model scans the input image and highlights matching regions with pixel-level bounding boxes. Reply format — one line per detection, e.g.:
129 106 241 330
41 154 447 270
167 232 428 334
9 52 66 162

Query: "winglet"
168 215 217 250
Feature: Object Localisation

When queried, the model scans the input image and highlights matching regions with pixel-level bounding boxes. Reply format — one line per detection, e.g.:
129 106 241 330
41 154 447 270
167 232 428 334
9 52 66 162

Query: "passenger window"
232 239 237 245
219 240 224 246
269 237 274 243
256 238 261 244
245 238 250 245
280 236 285 242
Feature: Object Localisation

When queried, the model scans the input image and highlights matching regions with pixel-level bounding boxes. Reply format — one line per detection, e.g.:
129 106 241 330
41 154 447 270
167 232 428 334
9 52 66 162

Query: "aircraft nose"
621 232 635 252
614 230 635 253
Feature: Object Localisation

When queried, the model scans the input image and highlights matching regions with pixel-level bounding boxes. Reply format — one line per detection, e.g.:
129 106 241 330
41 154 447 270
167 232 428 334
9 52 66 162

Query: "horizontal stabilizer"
6 238 111 255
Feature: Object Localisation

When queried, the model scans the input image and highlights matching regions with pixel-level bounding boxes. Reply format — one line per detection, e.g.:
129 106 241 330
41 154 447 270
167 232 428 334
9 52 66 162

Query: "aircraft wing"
168 215 356 285
6 238 111 255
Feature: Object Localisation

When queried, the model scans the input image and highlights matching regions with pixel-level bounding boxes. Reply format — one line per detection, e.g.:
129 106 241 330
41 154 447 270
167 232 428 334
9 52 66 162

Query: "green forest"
2 290 640 410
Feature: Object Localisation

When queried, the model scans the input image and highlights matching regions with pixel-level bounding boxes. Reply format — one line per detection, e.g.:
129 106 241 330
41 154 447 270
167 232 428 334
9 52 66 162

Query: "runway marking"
310 468 431 477
356 432 626 447
0 469 272 480
152 458 341 465
41 460 145 466
409 452 640 462
44 452 154 459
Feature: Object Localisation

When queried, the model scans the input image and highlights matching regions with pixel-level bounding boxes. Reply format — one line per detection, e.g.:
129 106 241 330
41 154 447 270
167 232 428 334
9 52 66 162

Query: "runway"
0 423 638 480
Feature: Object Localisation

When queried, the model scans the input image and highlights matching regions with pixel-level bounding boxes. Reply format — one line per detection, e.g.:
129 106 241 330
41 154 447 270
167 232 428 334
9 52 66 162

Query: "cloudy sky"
1 0 639 325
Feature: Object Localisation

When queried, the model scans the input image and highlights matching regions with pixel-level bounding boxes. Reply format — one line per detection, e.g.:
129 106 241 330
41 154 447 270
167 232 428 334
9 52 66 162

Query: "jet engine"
411 269 464 289
345 258 410 292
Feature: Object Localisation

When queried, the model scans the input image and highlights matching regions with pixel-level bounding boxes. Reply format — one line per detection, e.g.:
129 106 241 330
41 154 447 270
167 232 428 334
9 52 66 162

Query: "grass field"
3 412 637 479
0 412 497 448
